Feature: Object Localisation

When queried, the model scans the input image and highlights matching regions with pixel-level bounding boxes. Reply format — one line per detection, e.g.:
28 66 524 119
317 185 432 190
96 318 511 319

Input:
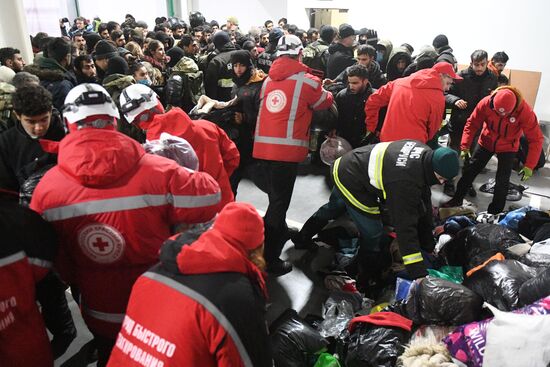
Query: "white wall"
77 0 167 30
284 0 550 121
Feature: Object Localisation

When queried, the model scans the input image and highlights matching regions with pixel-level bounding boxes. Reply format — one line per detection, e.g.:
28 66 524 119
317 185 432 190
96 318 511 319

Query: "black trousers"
256 160 298 264
454 145 516 214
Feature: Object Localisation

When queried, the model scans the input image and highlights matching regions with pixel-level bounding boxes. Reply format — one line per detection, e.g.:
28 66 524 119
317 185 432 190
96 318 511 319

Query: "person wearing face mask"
229 50 266 194
442 50 497 197
0 85 65 191
375 39 393 74
443 87 543 214
131 63 152 86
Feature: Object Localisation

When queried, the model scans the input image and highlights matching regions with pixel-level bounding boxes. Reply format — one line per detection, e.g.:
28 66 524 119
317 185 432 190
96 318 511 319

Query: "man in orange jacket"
253 34 333 276
120 84 240 207
365 62 462 144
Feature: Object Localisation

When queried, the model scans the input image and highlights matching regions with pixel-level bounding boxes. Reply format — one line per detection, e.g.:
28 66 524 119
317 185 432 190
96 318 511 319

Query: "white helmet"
63 84 119 126
276 35 304 57
119 84 160 124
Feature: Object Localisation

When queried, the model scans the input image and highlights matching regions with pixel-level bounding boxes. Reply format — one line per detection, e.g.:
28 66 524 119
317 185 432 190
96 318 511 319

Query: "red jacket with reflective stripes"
365 68 445 144
30 129 222 339
253 57 333 162
461 86 544 169
107 230 271 367
1 196 56 367
144 108 240 207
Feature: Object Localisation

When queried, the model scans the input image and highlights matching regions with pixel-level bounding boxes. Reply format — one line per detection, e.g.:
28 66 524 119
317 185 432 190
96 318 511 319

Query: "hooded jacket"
205 42 237 101
144 107 240 206
386 46 413 81
30 128 222 338
377 39 393 73
445 67 497 131
332 140 438 278
107 230 272 367
0 109 65 191
326 42 356 79
435 45 457 70
461 86 544 169
365 67 445 143
253 57 333 162
25 58 76 111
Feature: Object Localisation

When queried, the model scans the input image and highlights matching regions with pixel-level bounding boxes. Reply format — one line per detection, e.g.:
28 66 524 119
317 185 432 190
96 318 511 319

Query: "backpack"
302 42 329 77
0 82 16 133
166 57 204 112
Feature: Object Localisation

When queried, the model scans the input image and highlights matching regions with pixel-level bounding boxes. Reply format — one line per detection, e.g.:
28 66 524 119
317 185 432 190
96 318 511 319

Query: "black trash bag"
345 321 410 367
463 259 538 311
517 210 550 240
519 253 550 268
19 163 55 207
519 266 550 306
405 277 483 325
534 223 550 243
270 309 329 367
440 223 523 271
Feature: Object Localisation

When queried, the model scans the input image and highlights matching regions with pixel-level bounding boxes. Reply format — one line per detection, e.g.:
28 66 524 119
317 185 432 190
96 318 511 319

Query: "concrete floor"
57 142 550 366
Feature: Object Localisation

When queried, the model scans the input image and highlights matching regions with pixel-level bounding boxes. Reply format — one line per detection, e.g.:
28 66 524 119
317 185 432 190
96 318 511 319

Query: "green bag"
428 265 464 284
314 352 341 367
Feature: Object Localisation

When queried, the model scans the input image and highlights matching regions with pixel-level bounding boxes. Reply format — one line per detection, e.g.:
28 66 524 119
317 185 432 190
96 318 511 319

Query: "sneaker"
443 182 456 197
266 259 293 277
467 186 477 197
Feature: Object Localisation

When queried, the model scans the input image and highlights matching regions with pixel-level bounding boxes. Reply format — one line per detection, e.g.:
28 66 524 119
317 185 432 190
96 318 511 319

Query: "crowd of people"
0 10 546 367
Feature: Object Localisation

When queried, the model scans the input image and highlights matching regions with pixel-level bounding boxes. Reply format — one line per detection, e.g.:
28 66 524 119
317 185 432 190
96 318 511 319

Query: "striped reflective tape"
311 90 329 109
332 158 380 215
42 192 221 221
367 142 390 199
27 257 53 269
143 272 253 367
402 252 423 265
83 305 125 323
0 251 25 267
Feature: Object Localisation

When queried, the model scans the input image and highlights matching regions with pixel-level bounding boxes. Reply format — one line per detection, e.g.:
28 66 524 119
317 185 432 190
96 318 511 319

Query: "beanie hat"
0 66 16 83
213 202 264 251
106 56 129 76
47 38 71 62
319 25 336 43
432 34 449 50
95 40 118 60
166 46 185 67
338 24 357 39
432 147 459 180
230 49 253 67
269 28 284 44
212 31 231 51
84 33 102 54
493 88 517 115
136 20 148 28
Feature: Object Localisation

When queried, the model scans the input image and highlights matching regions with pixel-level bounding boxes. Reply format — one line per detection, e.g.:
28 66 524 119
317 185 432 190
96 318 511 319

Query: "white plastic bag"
143 133 199 171
483 302 550 367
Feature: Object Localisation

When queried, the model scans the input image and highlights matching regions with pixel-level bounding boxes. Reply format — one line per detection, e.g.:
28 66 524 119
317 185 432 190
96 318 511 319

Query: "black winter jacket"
335 85 373 148
435 45 457 69
26 59 76 111
0 109 65 191
445 67 497 131
205 42 237 101
332 140 439 278
333 61 387 90
257 49 277 74
326 43 356 79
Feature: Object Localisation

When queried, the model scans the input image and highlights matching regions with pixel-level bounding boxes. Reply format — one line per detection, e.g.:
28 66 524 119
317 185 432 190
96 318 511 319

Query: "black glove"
360 131 380 146
366 29 379 46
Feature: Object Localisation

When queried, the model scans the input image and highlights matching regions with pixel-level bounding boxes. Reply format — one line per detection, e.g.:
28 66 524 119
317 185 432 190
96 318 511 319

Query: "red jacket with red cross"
253 57 334 162
143 108 240 207
461 86 544 170
30 129 222 339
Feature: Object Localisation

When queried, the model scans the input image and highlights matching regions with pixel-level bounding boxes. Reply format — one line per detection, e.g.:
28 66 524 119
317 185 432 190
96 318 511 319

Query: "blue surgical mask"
138 79 152 86
376 53 384 63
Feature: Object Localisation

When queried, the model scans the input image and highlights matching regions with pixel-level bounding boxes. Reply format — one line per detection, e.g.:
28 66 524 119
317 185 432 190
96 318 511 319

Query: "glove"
460 149 470 160
360 131 380 146
519 167 533 181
